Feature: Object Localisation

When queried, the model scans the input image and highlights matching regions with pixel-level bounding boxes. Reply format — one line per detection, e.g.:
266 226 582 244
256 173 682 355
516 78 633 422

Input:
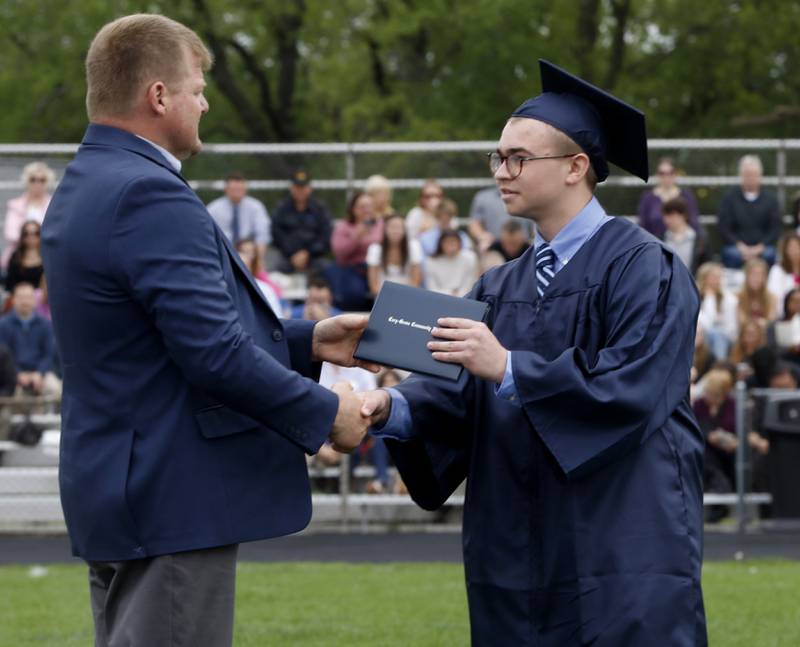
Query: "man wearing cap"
271 168 333 273
362 60 706 645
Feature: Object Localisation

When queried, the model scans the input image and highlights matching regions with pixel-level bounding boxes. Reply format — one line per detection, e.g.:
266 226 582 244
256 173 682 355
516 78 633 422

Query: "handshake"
327 382 392 453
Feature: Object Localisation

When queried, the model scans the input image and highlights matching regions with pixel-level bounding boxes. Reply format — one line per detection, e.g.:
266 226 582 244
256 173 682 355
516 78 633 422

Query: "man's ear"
564 153 591 187
145 81 168 116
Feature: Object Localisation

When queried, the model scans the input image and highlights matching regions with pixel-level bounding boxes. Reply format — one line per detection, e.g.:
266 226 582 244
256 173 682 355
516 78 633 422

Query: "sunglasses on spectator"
22 230 40 237
28 177 47 184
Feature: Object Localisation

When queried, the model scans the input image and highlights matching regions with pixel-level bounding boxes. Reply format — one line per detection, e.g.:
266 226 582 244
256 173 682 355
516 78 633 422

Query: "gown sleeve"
512 243 700 479
383 277 486 510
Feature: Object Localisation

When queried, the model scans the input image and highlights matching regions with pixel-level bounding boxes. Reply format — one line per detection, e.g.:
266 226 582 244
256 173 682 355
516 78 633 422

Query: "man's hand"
290 249 310 270
329 382 369 452
360 389 392 428
427 317 507 383
312 314 380 372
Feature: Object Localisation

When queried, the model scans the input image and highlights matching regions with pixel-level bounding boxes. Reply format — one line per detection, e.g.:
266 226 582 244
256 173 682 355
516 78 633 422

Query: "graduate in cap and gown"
363 60 707 646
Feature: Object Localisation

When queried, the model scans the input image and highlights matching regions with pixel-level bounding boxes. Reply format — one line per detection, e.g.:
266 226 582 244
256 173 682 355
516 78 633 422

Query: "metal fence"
4 138 800 221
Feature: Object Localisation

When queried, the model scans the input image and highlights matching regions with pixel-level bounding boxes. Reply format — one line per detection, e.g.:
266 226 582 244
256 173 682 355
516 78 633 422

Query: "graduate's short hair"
539 121 598 190
86 14 212 120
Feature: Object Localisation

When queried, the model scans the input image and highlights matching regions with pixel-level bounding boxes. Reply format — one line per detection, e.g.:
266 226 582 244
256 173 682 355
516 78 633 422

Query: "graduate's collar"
534 196 608 266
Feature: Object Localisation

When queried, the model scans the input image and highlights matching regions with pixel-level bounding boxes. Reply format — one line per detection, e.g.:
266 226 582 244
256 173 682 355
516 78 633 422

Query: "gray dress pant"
88 544 239 647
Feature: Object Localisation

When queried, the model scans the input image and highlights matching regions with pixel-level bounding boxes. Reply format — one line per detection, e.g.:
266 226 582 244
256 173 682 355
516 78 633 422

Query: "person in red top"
331 191 384 266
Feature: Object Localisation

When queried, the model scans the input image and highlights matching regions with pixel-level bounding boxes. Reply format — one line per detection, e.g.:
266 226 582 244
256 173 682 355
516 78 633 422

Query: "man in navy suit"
42 14 372 647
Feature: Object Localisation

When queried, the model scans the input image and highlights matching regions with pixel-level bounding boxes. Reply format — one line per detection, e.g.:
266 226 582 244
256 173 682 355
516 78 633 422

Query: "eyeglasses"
28 177 47 184
22 230 40 238
488 152 579 179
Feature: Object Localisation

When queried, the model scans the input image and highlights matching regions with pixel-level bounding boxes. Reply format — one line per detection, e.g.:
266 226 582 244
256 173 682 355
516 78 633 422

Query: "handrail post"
734 380 748 535
777 140 787 215
340 453 350 530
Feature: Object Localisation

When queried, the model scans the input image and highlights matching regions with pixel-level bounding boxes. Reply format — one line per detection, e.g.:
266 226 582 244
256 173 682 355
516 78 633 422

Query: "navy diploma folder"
354 281 490 380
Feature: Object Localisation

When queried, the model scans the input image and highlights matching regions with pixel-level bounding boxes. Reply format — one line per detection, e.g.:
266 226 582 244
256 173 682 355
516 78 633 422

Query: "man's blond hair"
85 14 213 121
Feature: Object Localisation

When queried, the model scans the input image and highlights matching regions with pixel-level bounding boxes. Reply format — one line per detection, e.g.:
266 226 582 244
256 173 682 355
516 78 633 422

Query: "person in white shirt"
696 261 739 361
206 171 271 260
366 214 423 295
767 233 800 317
425 229 479 297
405 179 443 240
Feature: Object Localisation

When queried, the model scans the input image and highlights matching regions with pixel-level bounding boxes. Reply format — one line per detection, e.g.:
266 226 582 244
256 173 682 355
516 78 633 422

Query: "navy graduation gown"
387 216 707 646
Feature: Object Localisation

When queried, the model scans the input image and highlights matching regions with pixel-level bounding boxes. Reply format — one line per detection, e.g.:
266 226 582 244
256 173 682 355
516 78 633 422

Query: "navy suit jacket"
42 124 339 561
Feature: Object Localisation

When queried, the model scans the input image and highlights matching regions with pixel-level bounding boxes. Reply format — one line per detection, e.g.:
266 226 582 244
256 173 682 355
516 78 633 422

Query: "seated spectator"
3 162 54 270
406 179 443 240
637 156 701 238
767 233 800 316
696 261 739 361
718 155 781 269
729 319 767 382
0 282 60 397
328 191 384 310
693 368 737 513
5 221 44 294
765 288 800 371
290 275 341 321
419 198 472 257
206 171 271 260
271 168 332 273
364 174 395 218
367 214 423 296
487 220 531 263
468 185 533 253
736 258 776 329
661 197 708 272
235 238 283 316
426 229 479 297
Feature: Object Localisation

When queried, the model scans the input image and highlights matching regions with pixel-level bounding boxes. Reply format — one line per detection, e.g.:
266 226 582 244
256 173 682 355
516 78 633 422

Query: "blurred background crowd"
4 150 800 517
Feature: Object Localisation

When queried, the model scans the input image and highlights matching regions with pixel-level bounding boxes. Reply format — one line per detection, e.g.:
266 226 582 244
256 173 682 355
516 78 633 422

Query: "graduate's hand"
329 382 369 452
428 318 508 383
360 388 392 427
312 314 380 372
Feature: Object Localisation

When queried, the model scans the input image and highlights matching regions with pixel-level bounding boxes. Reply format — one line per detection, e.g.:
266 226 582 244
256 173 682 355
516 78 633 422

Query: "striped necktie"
536 242 556 298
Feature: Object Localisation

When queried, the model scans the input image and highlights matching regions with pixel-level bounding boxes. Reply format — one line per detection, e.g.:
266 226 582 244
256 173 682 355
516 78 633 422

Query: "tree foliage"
2 1 800 142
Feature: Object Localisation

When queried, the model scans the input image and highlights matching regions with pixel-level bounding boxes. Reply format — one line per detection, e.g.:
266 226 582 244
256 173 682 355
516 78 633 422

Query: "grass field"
0 560 799 646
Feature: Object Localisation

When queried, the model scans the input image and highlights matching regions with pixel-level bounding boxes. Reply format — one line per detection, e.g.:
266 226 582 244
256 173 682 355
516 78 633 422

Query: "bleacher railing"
3 138 800 213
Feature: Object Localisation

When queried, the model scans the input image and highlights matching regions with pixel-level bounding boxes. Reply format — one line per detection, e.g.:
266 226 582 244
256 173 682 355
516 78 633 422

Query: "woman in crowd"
637 156 701 238
766 288 800 370
696 261 739 361
364 174 395 219
366 214 423 296
328 191 384 310
4 162 54 269
405 179 443 240
331 191 384 266
737 258 777 329
692 368 737 521
767 233 800 316
5 221 44 293
729 318 769 384
235 238 283 316
425 229 479 297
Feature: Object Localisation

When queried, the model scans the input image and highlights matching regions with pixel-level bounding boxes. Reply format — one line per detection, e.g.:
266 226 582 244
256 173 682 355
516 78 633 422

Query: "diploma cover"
354 281 489 380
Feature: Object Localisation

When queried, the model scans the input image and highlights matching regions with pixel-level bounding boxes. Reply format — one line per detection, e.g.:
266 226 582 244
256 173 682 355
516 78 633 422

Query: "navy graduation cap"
511 59 649 182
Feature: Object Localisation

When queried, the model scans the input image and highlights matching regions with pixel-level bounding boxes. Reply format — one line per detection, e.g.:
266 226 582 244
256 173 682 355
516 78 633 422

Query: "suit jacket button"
272 330 283 342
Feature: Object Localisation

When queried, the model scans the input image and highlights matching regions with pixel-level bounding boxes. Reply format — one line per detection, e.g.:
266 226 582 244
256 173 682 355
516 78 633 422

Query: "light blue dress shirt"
373 196 612 440
135 135 182 173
